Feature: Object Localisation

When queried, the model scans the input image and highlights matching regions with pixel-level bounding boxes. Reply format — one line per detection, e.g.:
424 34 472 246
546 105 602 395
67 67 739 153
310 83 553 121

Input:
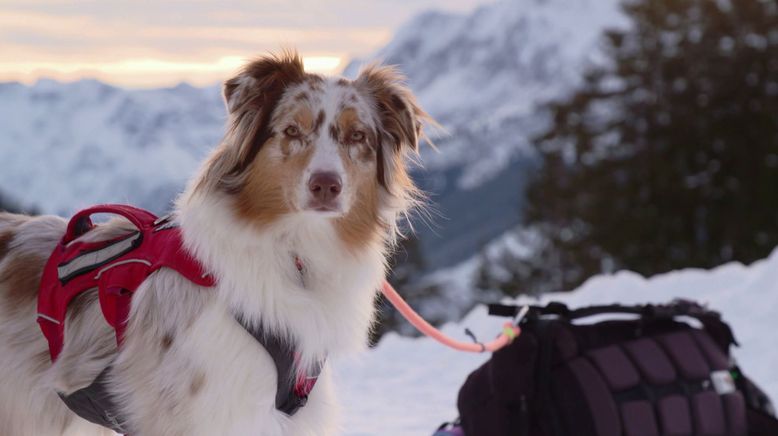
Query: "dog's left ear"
356 65 429 154
356 65 432 192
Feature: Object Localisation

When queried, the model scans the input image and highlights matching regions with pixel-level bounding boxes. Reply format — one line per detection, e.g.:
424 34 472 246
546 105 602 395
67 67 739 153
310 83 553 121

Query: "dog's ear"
223 75 254 114
356 64 432 193
355 64 429 154
219 52 308 180
222 51 306 114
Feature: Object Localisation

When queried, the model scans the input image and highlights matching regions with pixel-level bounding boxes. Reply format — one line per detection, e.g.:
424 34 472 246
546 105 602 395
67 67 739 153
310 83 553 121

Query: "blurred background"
1 0 776 341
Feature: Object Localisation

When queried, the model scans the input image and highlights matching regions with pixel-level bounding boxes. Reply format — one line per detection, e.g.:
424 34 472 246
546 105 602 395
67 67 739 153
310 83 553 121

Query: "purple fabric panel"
568 358 621 436
657 395 692 436
659 332 711 379
691 330 730 371
723 392 748 436
554 325 578 360
620 401 659 436
692 390 726 435
624 338 677 384
588 346 641 391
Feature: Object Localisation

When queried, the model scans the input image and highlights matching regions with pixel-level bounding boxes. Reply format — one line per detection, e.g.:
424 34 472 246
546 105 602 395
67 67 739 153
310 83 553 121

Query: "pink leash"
381 280 524 353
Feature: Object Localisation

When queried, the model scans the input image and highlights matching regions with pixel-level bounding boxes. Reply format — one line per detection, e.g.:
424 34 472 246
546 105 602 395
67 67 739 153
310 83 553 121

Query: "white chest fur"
162 194 385 434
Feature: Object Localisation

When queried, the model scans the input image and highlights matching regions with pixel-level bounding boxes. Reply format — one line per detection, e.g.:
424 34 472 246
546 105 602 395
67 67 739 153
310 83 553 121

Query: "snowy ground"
334 248 778 435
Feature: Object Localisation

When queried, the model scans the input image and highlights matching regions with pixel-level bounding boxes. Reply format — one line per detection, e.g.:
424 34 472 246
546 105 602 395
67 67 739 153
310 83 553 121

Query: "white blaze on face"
290 79 355 215
303 133 350 214
306 128 345 180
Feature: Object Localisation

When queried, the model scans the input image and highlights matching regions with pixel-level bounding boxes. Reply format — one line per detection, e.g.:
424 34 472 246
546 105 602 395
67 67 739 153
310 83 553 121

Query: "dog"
0 51 431 436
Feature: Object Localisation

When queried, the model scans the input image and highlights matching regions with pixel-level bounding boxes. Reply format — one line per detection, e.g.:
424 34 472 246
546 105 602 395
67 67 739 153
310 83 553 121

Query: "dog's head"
194 51 431 247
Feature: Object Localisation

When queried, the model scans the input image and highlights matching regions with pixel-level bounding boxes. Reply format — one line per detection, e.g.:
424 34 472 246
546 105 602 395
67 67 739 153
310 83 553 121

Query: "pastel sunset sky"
0 0 484 88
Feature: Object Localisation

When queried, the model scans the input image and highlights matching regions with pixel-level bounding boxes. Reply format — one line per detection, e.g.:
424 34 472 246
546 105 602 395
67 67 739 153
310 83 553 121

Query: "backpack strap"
489 300 738 350
532 319 566 436
491 300 714 320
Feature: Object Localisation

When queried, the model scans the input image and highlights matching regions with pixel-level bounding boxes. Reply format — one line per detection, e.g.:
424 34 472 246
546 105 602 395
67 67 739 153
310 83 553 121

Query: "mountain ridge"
0 0 628 271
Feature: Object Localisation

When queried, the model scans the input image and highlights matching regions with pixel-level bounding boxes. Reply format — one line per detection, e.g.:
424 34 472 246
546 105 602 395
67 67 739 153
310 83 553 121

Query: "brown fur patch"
279 135 294 157
306 74 325 91
161 333 174 351
294 107 314 132
0 230 14 260
313 110 325 134
329 124 340 142
189 371 206 396
335 107 374 162
335 102 383 250
336 107 360 133
0 252 45 307
235 141 315 227
335 170 382 250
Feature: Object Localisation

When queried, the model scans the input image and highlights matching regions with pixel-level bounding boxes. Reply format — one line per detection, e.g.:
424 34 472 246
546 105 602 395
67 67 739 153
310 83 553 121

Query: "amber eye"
284 125 301 137
349 130 366 143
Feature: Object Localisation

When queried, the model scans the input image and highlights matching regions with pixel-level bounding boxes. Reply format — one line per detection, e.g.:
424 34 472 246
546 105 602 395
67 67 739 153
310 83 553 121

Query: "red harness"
37 204 321 433
37 204 215 360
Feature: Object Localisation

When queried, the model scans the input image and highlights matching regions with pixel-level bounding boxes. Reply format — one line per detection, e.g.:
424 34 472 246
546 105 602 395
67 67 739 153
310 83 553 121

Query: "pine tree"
487 0 778 294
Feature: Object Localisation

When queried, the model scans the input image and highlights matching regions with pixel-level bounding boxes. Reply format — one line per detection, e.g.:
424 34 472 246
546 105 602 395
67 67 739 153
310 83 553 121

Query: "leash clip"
464 328 486 352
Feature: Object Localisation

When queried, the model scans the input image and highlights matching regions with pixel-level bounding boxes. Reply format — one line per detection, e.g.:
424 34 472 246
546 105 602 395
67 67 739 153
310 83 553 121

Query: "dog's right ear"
222 51 307 115
223 75 255 113
218 52 310 180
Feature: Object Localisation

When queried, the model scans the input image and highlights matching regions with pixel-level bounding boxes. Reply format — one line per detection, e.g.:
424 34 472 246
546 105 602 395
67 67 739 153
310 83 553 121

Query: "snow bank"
335 248 778 435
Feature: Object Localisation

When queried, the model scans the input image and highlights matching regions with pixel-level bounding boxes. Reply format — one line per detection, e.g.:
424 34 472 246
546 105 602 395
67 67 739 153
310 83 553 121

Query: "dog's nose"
308 172 342 202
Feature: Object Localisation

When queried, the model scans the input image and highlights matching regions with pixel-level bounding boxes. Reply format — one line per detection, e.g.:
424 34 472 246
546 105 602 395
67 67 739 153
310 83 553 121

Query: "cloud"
0 0 485 87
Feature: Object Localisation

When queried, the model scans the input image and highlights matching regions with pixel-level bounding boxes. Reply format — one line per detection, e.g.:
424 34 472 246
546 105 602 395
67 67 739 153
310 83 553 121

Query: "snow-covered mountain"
0 80 224 215
0 0 629 269
345 0 628 182
347 0 629 268
337 248 778 434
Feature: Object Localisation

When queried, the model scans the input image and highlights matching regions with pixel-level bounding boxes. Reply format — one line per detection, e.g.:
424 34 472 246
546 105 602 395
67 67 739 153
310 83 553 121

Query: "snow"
335 247 778 435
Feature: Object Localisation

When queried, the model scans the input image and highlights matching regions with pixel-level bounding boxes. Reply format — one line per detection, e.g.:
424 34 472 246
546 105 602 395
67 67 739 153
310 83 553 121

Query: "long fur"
0 51 431 436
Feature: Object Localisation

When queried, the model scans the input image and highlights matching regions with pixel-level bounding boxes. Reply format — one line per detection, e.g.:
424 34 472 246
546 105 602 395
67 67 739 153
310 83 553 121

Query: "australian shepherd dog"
0 51 431 435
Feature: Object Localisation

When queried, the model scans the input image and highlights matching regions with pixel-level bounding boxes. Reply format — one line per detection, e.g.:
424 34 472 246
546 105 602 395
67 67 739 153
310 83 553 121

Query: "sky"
0 0 485 88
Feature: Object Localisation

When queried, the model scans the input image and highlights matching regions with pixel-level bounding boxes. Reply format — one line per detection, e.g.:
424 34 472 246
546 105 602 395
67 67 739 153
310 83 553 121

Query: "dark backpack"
456 300 778 436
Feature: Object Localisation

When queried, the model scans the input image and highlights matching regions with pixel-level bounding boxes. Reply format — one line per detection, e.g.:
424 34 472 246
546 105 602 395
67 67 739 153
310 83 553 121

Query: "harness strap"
59 366 128 434
236 317 325 416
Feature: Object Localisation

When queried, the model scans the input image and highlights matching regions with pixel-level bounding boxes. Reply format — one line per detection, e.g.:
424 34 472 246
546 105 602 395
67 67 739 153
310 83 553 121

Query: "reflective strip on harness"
56 231 141 283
